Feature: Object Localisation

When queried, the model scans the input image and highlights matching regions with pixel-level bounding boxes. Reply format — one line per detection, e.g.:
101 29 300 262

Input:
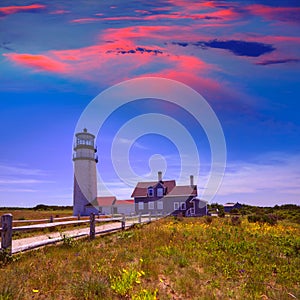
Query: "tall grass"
0 217 299 299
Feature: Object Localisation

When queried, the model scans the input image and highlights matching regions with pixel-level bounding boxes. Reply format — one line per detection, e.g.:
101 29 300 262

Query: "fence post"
149 212 151 222
90 213 95 240
1 214 13 255
138 214 141 224
121 214 125 230
50 215 54 223
78 213 81 221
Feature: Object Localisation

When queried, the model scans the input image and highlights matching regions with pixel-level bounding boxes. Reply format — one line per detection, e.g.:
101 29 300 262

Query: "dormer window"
147 187 154 197
157 187 164 197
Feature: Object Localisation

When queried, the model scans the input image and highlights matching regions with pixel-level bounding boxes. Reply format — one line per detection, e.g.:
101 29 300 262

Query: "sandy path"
11 219 142 254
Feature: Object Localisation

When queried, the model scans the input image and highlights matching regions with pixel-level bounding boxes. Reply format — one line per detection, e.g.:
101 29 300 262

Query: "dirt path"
11 219 143 254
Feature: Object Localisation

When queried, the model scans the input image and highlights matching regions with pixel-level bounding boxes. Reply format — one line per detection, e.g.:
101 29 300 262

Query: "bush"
204 216 213 224
247 215 261 223
247 214 278 225
263 214 278 225
231 216 242 226
218 211 225 218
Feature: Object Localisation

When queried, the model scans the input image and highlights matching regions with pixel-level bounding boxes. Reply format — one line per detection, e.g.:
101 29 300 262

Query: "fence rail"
0 213 162 255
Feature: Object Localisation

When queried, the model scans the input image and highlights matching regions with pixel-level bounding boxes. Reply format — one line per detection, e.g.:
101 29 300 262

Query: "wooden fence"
0 212 161 255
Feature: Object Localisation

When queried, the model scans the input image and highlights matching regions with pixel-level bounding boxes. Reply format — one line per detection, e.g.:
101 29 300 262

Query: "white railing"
0 213 162 255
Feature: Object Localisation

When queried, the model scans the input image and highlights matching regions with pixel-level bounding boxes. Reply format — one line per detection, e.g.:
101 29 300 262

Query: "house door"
185 202 195 216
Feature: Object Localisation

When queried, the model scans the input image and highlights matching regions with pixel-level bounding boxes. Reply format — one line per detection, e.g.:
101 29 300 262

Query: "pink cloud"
247 4 300 23
0 4 45 16
3 53 69 73
71 17 101 24
3 38 213 88
2 23 250 110
49 10 70 15
102 25 210 43
71 8 239 24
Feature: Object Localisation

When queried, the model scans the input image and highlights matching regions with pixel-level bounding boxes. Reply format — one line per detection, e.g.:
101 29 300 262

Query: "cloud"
0 4 46 16
116 138 149 150
49 9 70 15
0 179 52 184
173 40 275 57
0 188 37 193
70 1 242 25
109 47 163 55
201 40 275 57
71 17 101 24
2 24 214 87
217 153 300 200
247 4 300 24
0 164 47 176
0 163 52 190
256 58 300 66
3 53 70 73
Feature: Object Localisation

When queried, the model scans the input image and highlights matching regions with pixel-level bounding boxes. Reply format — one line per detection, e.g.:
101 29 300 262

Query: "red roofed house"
131 172 207 216
86 196 135 215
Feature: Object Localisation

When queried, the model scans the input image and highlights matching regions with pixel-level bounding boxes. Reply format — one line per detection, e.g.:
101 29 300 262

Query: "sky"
0 0 299 207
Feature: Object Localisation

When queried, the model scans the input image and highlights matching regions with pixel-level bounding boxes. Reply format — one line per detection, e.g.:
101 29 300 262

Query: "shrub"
247 214 278 225
110 267 144 296
231 216 242 226
204 216 213 224
263 214 278 225
247 215 261 223
0 249 12 266
60 234 77 248
218 211 225 218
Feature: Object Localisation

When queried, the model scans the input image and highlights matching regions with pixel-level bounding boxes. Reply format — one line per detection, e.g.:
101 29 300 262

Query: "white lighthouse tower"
73 128 98 216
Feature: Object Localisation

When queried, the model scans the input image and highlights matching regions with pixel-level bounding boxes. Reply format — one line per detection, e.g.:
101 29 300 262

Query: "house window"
138 202 144 210
148 201 154 210
157 188 164 197
180 202 186 210
148 187 154 197
157 201 163 210
174 202 179 210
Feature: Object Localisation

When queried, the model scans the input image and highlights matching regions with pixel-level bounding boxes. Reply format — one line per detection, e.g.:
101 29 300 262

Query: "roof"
96 196 116 206
86 197 134 207
114 199 134 205
224 202 242 207
131 180 176 197
164 185 197 197
190 198 207 203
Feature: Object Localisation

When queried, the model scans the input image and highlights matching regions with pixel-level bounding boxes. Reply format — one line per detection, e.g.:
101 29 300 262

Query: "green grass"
0 217 299 299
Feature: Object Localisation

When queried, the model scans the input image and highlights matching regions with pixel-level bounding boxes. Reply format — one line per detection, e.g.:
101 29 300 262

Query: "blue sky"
0 0 299 207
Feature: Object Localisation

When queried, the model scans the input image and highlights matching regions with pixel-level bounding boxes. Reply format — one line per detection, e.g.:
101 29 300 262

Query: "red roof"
114 199 134 205
165 185 197 197
96 196 116 206
131 180 176 197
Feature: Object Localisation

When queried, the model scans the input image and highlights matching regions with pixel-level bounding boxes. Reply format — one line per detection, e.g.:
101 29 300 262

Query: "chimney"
158 171 162 182
190 175 194 187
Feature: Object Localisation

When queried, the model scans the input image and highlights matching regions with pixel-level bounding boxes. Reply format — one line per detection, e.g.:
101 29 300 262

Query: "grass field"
0 208 73 221
0 216 299 300
0 208 86 240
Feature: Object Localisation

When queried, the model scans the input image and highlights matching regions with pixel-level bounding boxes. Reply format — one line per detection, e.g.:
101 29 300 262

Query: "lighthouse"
73 128 98 216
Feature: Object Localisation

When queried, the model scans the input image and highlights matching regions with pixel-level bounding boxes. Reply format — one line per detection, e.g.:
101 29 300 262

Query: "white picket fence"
0 213 161 255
